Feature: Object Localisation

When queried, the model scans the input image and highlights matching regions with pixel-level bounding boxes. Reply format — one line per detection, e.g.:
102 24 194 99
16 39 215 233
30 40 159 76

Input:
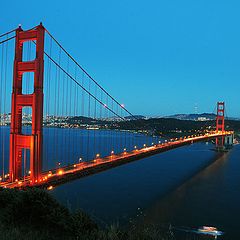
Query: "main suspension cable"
0 28 16 38
44 27 137 120
43 48 125 121
0 36 15 45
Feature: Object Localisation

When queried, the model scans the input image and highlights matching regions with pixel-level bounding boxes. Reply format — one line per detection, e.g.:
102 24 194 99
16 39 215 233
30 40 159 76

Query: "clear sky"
1 0 240 117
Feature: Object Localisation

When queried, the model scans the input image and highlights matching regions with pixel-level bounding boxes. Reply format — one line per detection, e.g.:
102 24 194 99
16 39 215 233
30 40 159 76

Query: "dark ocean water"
51 138 239 240
1 126 239 239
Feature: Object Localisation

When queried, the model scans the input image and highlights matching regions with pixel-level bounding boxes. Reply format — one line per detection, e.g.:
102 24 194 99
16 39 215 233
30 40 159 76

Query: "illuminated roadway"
0 131 233 189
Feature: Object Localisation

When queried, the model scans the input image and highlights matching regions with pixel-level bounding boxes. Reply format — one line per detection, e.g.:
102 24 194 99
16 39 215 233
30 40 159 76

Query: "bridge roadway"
0 131 233 189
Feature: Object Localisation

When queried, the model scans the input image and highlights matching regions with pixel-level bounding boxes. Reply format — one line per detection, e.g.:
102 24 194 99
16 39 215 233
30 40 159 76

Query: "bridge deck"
0 131 233 189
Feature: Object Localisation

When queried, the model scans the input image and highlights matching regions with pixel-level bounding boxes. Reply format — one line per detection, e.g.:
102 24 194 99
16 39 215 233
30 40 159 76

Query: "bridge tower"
9 24 45 183
216 102 225 149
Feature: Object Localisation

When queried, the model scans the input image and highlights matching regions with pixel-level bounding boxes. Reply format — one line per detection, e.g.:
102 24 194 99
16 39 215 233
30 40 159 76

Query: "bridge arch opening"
22 72 34 95
22 40 36 62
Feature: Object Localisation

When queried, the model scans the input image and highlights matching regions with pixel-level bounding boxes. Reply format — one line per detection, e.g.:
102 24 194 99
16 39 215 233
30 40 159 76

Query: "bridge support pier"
215 135 234 151
215 134 234 152
224 134 234 149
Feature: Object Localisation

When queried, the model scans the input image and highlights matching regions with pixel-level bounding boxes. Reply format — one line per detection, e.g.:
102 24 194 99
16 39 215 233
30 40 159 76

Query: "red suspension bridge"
0 23 233 189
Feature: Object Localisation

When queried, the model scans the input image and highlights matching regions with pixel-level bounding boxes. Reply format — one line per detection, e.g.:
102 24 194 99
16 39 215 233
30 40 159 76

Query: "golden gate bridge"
0 23 233 189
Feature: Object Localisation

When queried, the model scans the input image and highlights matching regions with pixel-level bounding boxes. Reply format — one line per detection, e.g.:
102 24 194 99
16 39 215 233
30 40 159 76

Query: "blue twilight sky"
1 0 240 117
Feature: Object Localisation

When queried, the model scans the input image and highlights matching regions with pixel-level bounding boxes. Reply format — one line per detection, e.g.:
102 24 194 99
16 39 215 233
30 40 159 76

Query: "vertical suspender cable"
3 38 8 180
53 49 58 168
47 37 52 170
120 106 123 152
94 85 97 159
0 41 4 179
3 37 9 179
76 70 80 163
64 58 69 164
57 48 62 166
66 57 70 165
111 98 113 154
61 51 66 166
106 95 109 155
99 91 103 158
87 77 91 161
74 65 77 162
81 72 85 162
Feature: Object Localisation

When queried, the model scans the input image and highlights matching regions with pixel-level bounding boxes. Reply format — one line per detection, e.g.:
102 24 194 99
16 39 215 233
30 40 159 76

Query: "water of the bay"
0 127 239 239
51 132 239 240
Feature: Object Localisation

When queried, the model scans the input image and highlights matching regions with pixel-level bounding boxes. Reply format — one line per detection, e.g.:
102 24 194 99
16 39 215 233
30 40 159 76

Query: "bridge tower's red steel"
216 101 225 147
9 24 45 183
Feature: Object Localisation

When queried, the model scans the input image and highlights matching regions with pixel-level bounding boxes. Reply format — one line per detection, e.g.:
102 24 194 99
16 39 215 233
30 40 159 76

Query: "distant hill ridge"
164 113 216 121
163 113 239 121
124 115 146 120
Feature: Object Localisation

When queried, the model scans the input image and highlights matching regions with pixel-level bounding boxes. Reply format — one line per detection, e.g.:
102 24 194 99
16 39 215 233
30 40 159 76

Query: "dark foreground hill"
0 188 175 240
